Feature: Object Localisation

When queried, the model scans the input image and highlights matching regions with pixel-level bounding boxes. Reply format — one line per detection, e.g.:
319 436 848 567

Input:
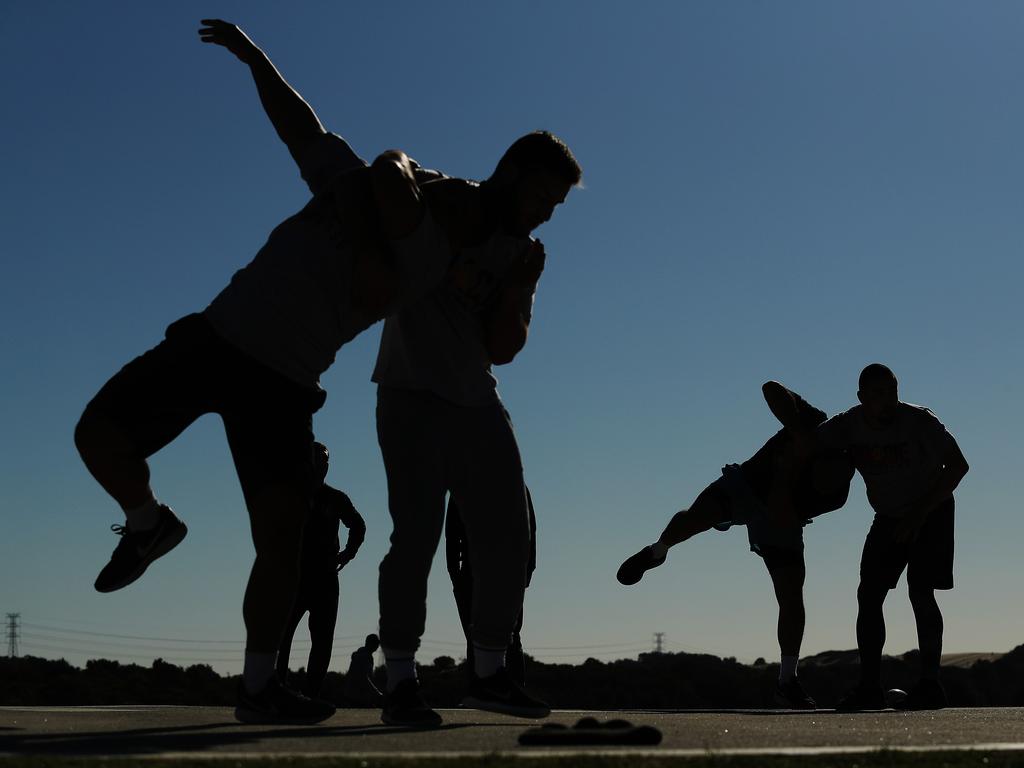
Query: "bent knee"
74 409 130 459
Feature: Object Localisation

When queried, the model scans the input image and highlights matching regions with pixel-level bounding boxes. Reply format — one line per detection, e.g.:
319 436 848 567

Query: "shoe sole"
617 552 666 586
460 695 550 719
235 705 336 725
380 711 443 728
95 522 188 593
773 696 817 710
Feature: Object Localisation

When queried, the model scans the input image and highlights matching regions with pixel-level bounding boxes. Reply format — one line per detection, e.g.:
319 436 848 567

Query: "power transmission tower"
6 613 20 658
653 632 665 654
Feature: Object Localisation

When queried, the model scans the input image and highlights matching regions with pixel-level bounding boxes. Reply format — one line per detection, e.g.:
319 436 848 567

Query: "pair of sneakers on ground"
95 505 337 725
383 669 550 728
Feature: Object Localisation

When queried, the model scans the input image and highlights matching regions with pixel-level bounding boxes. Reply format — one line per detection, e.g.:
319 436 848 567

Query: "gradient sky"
2 1 1022 674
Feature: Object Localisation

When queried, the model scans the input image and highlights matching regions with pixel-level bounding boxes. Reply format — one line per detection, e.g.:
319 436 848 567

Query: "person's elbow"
370 150 423 238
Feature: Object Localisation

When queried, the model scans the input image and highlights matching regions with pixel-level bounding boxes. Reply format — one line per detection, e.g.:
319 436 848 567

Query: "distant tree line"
4 646 1024 708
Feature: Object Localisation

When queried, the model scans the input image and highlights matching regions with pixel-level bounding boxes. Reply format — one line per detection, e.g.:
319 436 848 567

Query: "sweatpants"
376 386 530 652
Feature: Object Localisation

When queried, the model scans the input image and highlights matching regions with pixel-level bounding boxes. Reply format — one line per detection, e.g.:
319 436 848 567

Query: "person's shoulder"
824 404 860 425
422 179 486 245
899 401 946 428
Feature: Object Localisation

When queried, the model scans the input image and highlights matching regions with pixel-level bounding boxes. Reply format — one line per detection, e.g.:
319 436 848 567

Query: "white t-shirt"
817 402 958 517
204 133 452 390
372 229 536 407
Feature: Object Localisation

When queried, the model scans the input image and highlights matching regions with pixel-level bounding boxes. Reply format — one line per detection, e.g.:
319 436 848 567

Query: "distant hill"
2 646 1023 708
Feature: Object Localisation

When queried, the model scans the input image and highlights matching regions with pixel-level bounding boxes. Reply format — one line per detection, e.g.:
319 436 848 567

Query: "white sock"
123 497 162 531
243 650 277 694
383 648 416 693
473 645 506 679
650 542 668 560
780 655 799 683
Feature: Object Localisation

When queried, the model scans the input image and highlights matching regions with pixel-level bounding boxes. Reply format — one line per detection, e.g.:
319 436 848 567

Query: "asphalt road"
3 706 1024 758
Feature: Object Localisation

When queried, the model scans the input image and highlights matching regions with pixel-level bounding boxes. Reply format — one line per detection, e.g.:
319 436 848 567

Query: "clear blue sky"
1 0 1021 674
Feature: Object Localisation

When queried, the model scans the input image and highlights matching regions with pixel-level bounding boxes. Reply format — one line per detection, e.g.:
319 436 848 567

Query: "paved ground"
3 706 1024 758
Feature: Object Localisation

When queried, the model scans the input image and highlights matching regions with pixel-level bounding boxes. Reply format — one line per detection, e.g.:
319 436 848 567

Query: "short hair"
492 131 582 187
859 363 897 390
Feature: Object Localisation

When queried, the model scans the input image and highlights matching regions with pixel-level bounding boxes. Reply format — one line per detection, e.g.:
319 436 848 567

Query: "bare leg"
766 558 806 658
74 411 156 510
908 585 943 681
856 581 889 687
657 483 731 549
243 484 306 653
275 598 306 684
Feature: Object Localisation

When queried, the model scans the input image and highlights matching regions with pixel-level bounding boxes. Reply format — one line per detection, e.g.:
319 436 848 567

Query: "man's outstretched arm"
199 19 325 158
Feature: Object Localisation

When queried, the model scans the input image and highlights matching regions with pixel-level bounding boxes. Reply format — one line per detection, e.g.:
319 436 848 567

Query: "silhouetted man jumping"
74 17 532 725
617 381 854 709
276 442 365 699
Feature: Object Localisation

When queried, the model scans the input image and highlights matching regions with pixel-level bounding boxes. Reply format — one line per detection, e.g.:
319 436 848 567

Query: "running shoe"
616 545 667 586
774 677 817 709
835 683 887 712
896 679 947 711
461 667 550 718
94 505 187 593
381 679 442 728
235 677 336 724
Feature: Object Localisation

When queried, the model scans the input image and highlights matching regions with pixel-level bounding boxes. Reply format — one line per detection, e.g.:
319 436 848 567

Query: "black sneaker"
896 679 947 711
94 506 188 593
235 677 336 724
835 684 886 712
774 677 817 709
616 545 667 586
461 667 550 718
381 679 442 728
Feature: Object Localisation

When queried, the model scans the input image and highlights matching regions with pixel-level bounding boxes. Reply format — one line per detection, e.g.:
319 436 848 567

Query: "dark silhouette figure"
780 364 969 712
72 15 509 725
276 442 365 699
191 18 578 730
342 633 385 707
445 487 538 686
617 381 855 709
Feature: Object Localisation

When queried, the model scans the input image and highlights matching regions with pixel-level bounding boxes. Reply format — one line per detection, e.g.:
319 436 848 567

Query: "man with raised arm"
617 381 855 709
74 20 458 725
193 20 582 728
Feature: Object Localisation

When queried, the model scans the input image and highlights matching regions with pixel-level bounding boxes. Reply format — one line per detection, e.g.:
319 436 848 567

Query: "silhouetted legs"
855 582 888 687
74 413 157 510
657 483 731 548
765 554 806 659
75 314 319 691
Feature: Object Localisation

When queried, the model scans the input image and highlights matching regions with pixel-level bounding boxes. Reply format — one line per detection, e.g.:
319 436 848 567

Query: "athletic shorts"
714 464 805 557
82 313 325 507
859 498 955 591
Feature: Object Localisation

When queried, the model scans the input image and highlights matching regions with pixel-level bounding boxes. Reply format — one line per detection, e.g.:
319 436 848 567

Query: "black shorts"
82 313 325 508
860 498 955 591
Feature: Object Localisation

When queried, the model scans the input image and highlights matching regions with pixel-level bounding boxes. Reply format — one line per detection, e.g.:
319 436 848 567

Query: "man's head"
312 441 329 482
857 363 899 425
486 131 581 237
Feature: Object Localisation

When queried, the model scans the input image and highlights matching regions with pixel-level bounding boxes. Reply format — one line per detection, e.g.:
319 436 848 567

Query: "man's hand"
199 19 261 65
336 549 356 572
509 239 546 285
